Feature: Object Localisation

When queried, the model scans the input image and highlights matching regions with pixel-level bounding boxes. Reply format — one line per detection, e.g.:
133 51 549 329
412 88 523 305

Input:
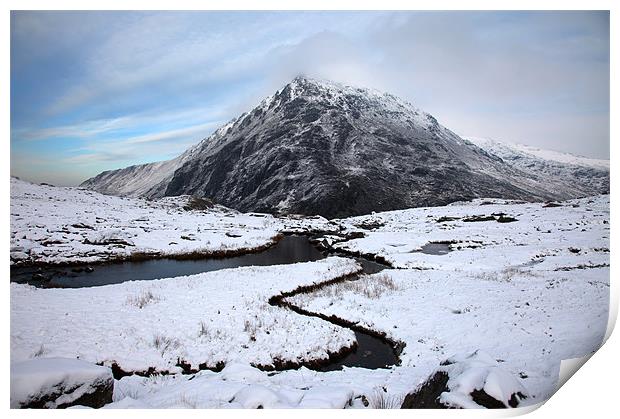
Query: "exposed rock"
401 350 527 409
81 77 603 219
463 215 496 222
11 358 114 409
401 371 450 408
71 223 95 230
83 229 135 246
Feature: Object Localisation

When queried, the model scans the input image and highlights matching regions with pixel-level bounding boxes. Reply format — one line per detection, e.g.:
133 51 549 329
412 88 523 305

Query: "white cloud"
11 11 610 186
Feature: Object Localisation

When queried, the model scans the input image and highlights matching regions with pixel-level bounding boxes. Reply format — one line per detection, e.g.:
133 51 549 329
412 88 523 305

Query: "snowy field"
287 266 608 404
11 257 359 372
332 196 610 271
10 177 283 265
10 180 610 409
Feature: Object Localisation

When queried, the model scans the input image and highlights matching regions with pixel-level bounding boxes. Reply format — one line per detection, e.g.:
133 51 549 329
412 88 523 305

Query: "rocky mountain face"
81 77 608 218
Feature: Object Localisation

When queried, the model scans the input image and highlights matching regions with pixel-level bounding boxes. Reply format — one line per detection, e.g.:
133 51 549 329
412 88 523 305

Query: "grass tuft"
152 334 180 356
368 388 404 409
126 290 159 309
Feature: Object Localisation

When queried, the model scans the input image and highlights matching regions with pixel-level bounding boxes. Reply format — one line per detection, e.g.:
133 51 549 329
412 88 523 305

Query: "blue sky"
11 11 609 185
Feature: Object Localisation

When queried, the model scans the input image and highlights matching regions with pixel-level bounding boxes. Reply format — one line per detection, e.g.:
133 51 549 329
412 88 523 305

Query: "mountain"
81 77 608 218
465 137 609 196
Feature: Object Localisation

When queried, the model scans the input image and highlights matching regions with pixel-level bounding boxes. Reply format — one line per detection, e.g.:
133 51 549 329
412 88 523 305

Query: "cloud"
121 122 222 145
62 121 223 165
16 105 227 142
11 11 610 186
40 12 313 116
15 117 133 141
247 11 609 158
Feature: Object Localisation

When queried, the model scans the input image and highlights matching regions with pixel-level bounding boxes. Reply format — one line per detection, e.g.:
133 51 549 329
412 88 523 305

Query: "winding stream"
11 235 399 372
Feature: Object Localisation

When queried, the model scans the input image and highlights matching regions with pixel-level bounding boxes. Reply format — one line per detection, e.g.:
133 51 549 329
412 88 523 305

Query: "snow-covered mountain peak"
270 76 428 120
82 77 608 218
464 136 609 196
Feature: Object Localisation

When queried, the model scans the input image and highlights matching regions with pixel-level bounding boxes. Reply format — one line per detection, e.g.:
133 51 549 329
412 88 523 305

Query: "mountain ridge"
81 76 608 218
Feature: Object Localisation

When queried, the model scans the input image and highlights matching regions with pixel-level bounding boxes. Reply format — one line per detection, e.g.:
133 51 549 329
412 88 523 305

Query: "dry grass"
152 335 180 356
243 316 265 342
476 267 539 283
183 196 214 211
177 393 198 408
126 290 159 309
197 321 229 341
198 321 210 337
367 388 404 409
32 344 46 358
313 273 399 299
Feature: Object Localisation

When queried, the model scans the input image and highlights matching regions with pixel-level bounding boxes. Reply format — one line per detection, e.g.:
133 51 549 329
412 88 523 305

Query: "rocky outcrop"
401 351 527 409
11 358 114 409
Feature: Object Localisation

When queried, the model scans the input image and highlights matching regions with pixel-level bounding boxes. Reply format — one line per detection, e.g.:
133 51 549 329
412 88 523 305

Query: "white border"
3 1 616 417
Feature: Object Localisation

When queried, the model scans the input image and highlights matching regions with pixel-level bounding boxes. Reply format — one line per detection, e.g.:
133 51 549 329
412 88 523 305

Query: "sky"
10 11 610 186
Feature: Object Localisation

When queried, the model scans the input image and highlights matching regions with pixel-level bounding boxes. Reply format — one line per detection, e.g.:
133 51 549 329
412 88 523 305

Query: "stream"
11 235 398 372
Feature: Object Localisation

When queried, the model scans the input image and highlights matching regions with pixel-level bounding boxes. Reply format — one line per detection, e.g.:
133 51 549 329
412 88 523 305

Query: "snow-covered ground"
10 177 283 265
10 180 610 409
287 265 608 404
333 196 609 271
11 257 359 372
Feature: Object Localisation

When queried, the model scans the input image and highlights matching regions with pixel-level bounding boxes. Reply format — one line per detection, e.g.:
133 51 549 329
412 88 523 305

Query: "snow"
10 357 113 408
466 136 609 170
285 196 609 405
11 257 360 372
438 351 528 408
331 195 609 271
10 179 609 409
10 177 282 265
464 136 609 197
108 363 364 408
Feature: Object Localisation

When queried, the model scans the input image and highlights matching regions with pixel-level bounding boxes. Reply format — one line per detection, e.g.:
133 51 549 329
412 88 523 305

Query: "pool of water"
10 235 325 288
419 242 451 255
318 331 398 372
11 235 389 288
11 234 399 371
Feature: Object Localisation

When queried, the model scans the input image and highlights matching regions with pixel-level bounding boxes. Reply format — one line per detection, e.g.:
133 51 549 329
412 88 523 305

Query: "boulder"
83 229 135 246
401 350 527 409
11 358 114 409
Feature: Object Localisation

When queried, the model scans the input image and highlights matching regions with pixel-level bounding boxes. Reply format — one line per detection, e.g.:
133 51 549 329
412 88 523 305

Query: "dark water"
311 256 396 372
319 332 398 371
11 234 398 371
420 242 451 255
10 235 324 288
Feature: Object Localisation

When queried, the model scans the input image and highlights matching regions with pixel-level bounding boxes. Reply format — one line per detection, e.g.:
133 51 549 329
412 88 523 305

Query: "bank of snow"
285 195 609 404
10 177 283 265
11 358 113 408
11 257 360 372
333 195 609 271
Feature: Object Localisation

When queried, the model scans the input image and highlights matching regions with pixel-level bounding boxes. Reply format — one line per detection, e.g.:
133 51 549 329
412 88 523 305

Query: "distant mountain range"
81 77 609 218
464 136 609 196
